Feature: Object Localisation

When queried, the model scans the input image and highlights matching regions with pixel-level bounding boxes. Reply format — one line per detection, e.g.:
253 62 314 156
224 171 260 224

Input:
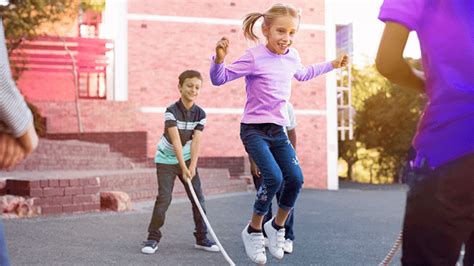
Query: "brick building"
14 0 339 190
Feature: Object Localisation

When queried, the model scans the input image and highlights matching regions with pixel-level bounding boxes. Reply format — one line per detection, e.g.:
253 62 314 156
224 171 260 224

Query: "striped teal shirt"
155 99 206 164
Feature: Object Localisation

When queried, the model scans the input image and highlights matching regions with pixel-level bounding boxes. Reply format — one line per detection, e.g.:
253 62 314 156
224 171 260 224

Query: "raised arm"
375 22 425 91
294 53 348 82
210 37 254 86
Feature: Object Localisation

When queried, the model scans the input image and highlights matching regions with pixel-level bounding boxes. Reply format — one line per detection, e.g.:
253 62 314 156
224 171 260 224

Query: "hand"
332 54 349 69
0 133 26 170
250 160 261 178
181 167 192 182
17 123 39 156
215 37 229 64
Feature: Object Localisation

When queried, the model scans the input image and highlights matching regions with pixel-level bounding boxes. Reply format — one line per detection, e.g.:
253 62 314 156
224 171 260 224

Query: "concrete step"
15 154 135 171
35 139 112 156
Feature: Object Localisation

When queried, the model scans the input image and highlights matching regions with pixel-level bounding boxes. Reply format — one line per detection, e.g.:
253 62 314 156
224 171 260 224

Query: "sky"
330 0 421 66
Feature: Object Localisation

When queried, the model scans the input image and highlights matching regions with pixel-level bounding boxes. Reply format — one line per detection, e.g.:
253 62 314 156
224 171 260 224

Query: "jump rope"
188 174 407 266
379 231 403 265
186 179 236 266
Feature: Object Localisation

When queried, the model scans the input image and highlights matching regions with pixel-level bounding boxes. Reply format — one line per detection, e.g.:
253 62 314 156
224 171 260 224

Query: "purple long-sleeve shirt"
210 44 333 126
379 0 474 168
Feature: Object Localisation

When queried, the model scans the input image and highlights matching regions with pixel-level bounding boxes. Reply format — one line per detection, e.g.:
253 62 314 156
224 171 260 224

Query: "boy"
141 70 219 254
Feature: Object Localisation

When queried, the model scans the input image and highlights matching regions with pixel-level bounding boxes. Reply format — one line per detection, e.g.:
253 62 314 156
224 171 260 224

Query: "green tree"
356 83 425 182
339 62 426 183
338 65 390 181
0 0 77 54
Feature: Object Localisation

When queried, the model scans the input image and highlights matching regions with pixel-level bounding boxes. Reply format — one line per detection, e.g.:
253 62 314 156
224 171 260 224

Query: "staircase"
0 139 249 216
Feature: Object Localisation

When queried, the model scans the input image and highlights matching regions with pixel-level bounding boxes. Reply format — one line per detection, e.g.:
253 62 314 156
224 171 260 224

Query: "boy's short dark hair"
178 70 202 86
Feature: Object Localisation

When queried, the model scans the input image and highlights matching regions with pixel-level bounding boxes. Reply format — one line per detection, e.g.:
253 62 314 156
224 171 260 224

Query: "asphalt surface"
4 183 408 265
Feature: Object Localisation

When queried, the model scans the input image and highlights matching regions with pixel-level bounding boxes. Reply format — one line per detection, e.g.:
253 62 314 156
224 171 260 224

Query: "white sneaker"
264 237 269 247
283 239 293 254
263 218 285 259
141 240 158 254
194 238 220 252
242 224 267 264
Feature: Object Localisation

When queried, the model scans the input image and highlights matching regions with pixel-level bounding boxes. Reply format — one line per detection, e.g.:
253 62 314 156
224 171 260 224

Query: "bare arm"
248 156 260 178
167 126 191 179
375 22 425 91
189 130 203 179
287 128 297 151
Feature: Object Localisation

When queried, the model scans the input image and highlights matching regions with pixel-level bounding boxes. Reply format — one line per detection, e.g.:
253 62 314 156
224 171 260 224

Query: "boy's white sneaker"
194 238 220 252
141 240 158 254
242 224 267 264
283 239 293 254
263 218 285 259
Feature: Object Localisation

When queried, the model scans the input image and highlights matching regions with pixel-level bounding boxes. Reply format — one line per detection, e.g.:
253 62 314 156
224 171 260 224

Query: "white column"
325 0 339 190
103 0 128 101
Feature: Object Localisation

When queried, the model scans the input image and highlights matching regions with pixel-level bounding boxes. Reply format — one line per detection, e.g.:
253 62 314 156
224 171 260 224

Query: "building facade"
15 0 338 190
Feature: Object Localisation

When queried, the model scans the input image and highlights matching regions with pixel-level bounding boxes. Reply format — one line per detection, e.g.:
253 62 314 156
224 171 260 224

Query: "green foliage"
0 0 77 53
339 62 426 183
355 84 426 182
80 0 105 13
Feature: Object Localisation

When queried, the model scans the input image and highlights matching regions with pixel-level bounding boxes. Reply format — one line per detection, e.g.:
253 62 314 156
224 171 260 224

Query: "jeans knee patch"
292 155 299 166
256 183 269 202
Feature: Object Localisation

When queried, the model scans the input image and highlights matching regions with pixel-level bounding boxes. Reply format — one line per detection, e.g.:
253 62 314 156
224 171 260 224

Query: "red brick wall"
17 72 75 102
16 0 329 189
32 101 138 133
129 0 328 189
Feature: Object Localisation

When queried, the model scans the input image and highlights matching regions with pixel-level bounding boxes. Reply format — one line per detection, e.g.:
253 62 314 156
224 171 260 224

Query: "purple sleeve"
378 0 424 31
293 50 334 81
209 49 254 86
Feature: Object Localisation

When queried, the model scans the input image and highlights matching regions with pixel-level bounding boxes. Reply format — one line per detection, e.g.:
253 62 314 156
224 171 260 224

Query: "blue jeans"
252 174 295 240
0 219 10 266
240 123 304 217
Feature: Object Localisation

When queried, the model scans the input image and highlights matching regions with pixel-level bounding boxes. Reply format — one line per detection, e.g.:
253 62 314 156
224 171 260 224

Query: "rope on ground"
186 179 236 266
379 230 403 266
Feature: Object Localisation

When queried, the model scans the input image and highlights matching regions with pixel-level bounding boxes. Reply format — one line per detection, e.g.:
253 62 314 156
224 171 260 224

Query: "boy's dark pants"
402 154 474 266
147 161 208 242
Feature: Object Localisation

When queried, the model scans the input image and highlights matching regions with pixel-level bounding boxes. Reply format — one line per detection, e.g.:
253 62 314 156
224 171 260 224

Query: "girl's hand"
215 37 229 64
332 54 349 69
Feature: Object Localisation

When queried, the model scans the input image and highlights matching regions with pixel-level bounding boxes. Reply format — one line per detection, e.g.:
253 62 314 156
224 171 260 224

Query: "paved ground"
4 182 408 265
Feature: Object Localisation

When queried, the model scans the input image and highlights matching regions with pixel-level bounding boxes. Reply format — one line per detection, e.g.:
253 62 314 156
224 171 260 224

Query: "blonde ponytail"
242 12 264 42
242 4 301 43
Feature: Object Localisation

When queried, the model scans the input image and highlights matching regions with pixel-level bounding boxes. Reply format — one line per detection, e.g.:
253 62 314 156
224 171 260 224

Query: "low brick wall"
6 178 101 215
